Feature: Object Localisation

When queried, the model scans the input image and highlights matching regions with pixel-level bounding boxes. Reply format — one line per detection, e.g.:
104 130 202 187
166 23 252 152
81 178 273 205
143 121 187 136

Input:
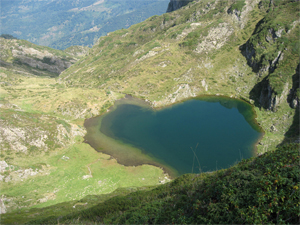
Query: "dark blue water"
99 97 262 175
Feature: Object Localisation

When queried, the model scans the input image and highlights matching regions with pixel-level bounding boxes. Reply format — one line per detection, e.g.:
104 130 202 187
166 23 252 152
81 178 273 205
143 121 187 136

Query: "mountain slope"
0 37 166 216
0 37 89 77
0 0 299 223
59 0 299 149
10 143 299 224
1 0 169 49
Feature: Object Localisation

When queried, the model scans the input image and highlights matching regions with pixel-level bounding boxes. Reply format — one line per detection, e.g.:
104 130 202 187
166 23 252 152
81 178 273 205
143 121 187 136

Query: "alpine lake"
84 95 263 177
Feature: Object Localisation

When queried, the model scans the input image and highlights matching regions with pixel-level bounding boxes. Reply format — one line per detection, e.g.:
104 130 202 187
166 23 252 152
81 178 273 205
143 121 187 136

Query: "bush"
230 0 246 12
30 143 300 224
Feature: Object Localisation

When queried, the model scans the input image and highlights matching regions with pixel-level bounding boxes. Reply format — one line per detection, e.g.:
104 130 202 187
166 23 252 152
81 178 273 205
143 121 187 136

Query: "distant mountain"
1 0 169 49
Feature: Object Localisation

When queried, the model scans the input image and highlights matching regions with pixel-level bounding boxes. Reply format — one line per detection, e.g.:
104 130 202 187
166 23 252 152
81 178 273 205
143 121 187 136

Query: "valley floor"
0 73 297 218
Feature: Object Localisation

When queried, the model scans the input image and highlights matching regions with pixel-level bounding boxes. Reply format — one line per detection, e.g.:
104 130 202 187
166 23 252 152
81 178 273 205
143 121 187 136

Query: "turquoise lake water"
85 96 262 176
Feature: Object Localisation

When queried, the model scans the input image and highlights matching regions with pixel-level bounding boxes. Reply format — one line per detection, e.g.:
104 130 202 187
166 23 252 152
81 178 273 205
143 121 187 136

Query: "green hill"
0 0 299 223
60 0 299 148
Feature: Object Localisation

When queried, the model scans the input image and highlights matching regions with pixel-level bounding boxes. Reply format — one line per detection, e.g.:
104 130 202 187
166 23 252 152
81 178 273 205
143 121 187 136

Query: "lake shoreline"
84 94 264 178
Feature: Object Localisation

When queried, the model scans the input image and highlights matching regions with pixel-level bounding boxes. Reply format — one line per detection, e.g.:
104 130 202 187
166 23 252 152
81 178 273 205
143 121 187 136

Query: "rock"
259 81 289 111
133 49 144 57
287 64 300 109
29 57 70 73
201 79 208 91
270 125 278 132
0 123 52 153
61 155 70 160
266 28 284 43
195 23 234 54
135 50 158 62
228 8 242 22
290 99 299 109
0 198 7 214
0 161 8 173
0 37 79 77
166 0 193 12
228 0 260 29
82 175 93 179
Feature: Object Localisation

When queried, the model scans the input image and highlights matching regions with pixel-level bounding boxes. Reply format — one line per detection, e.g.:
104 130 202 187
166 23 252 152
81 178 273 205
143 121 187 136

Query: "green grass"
1 137 166 215
1 1 299 223
55 0 298 154
22 142 300 224
229 0 246 13
0 72 165 215
56 120 71 133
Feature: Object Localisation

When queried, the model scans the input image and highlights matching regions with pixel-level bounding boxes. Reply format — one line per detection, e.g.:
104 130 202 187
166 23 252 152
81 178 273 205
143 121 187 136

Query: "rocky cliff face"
287 64 300 109
258 79 290 111
0 38 87 77
166 0 194 12
240 1 299 111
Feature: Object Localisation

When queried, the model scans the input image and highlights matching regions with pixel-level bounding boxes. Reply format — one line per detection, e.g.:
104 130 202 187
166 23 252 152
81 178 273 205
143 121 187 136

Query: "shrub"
229 0 246 12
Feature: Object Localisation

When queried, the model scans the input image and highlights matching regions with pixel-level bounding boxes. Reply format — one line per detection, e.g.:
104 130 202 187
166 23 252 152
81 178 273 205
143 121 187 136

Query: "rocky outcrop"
13 55 72 75
257 64 298 111
10 46 74 75
240 18 286 75
227 0 259 29
287 64 300 109
166 0 194 12
258 80 289 111
0 108 86 154
0 198 6 214
0 37 79 76
195 23 234 54
152 83 198 107
241 9 299 112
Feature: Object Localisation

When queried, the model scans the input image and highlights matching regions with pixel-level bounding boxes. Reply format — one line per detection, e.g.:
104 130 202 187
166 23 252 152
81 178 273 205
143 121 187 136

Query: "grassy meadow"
0 73 168 217
0 0 299 223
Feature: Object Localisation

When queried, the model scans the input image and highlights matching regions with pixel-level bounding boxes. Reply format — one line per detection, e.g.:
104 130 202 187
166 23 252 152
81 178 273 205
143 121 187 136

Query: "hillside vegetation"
0 37 89 77
0 0 299 223
26 143 300 224
0 39 167 216
60 0 299 150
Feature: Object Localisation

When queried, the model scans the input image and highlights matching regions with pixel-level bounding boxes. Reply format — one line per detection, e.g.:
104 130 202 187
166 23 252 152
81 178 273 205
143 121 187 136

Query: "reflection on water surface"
85 96 263 176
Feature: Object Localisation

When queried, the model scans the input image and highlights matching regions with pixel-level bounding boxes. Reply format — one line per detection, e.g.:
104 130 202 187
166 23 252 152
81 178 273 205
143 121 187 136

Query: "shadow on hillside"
249 76 269 109
238 17 270 110
239 18 265 73
281 106 300 146
281 64 300 144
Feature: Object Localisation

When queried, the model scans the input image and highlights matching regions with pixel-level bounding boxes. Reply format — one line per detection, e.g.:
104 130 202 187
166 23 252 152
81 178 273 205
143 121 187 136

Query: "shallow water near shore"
84 96 263 177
